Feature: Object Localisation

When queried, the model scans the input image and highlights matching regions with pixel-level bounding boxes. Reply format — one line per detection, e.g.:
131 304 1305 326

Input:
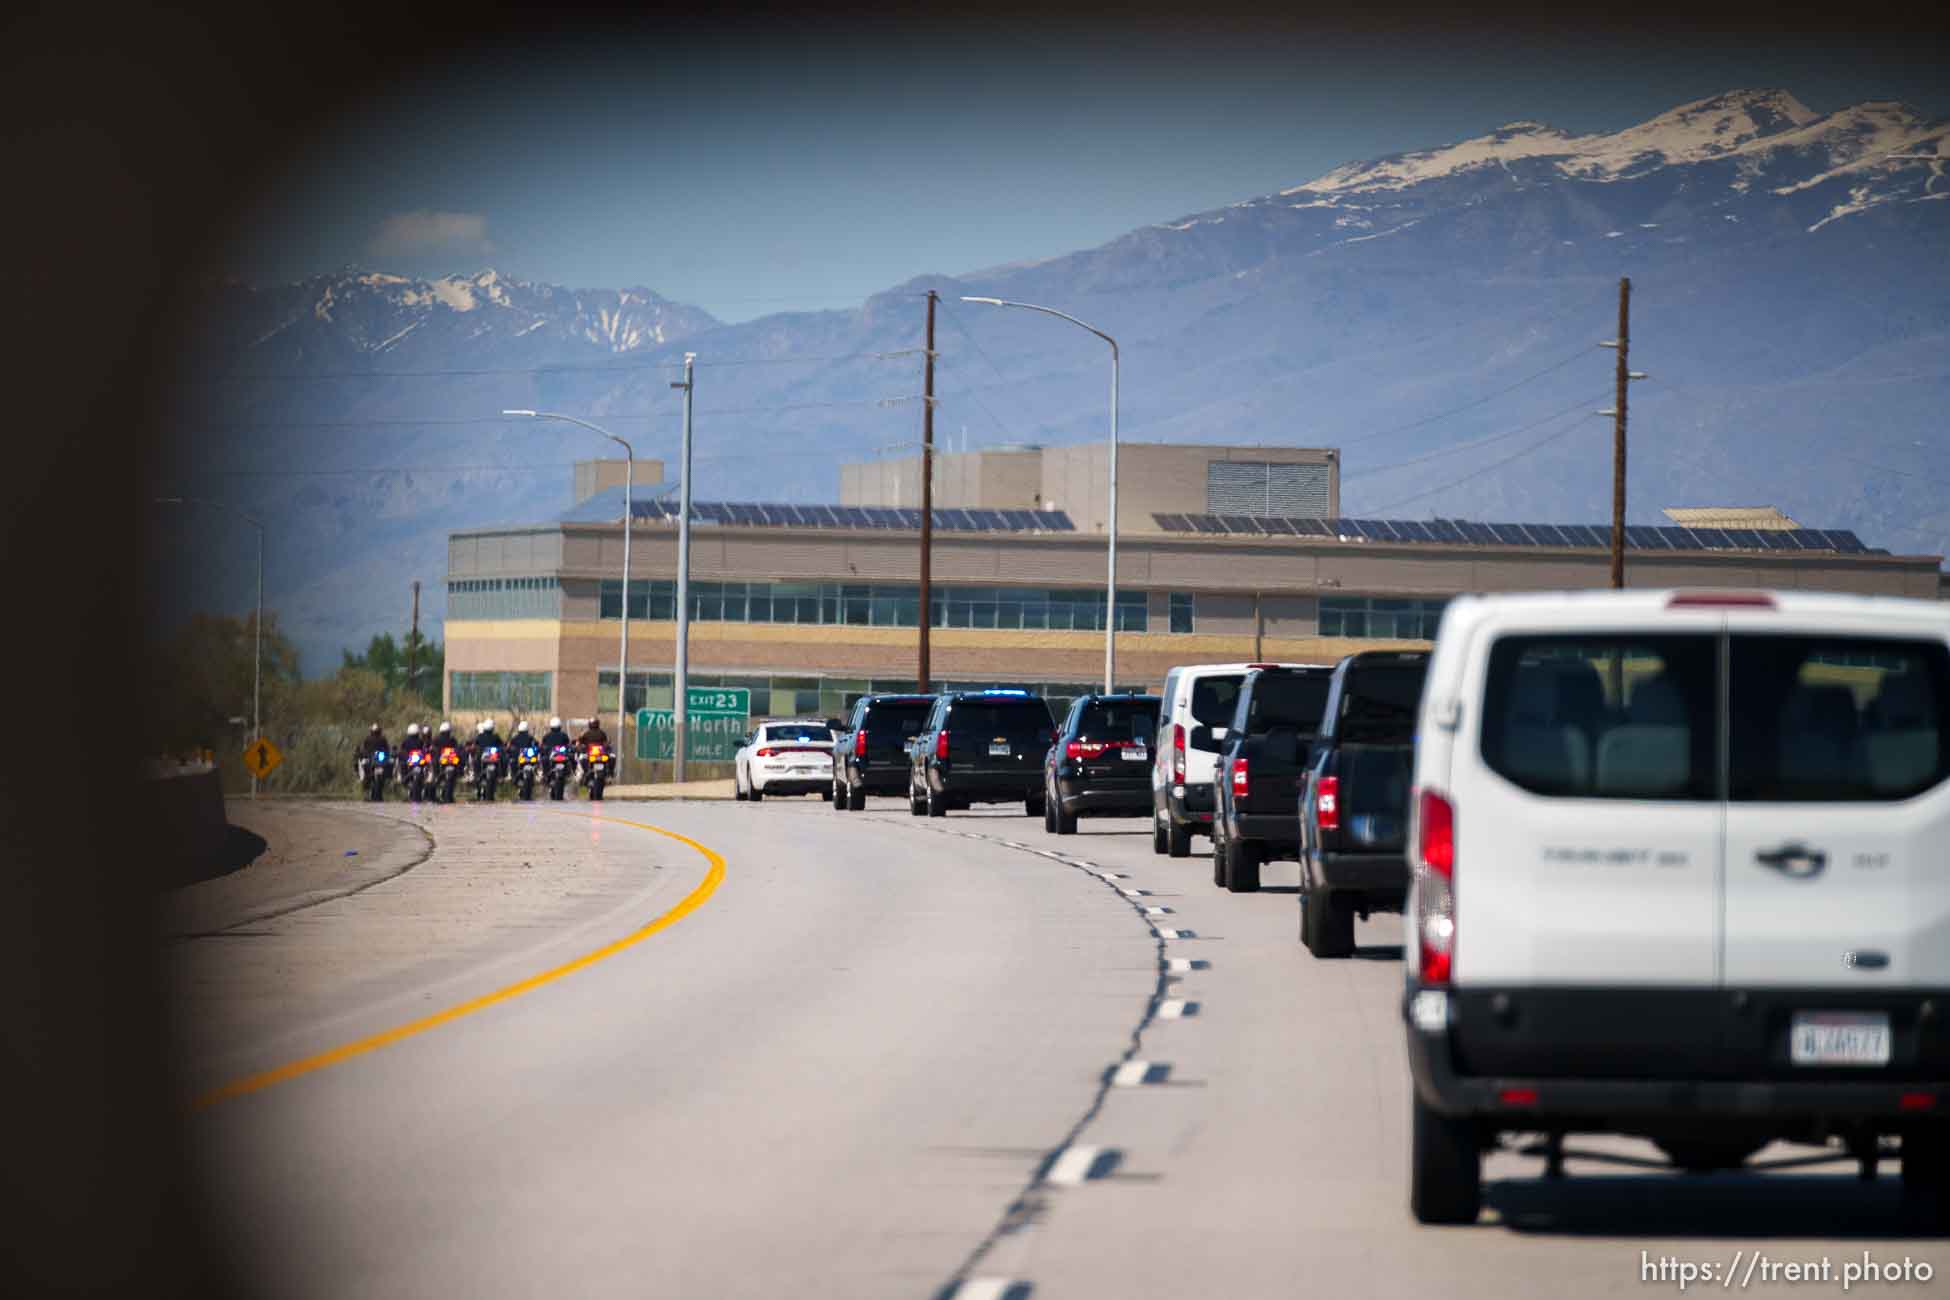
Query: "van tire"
832 780 847 811
1153 816 1168 855
1227 838 1263 893
1167 819 1191 858
1409 1094 1482 1225
1211 832 1229 887
1303 883 1356 958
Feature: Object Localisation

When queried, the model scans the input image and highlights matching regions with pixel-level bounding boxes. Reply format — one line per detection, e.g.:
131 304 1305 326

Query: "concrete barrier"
138 763 228 883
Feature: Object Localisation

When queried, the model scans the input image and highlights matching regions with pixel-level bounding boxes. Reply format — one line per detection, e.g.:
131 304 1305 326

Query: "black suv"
908 690 1055 817
832 694 935 811
1043 693 1161 834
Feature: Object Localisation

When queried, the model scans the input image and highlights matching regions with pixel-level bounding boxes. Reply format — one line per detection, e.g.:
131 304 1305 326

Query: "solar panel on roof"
1866 547 1891 555
1214 514 1257 534
942 508 980 531
1758 531 1799 551
1457 523 1498 545
1823 530 1867 554
1355 520 1396 541
1778 529 1819 550
1486 523 1530 546
1154 513 1191 533
1422 520 1465 544
1188 513 1226 534
1288 516 1330 537
1684 526 1729 549
1721 528 1766 550
1619 526 1660 549
1390 521 1432 543
1042 510 1076 531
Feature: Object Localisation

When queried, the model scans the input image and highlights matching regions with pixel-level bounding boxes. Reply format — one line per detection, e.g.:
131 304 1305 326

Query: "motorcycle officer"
399 722 427 776
356 722 391 784
539 716 572 753
472 717 507 785
575 716 610 781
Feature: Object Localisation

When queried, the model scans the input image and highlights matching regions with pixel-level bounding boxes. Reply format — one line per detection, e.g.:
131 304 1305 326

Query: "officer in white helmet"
539 715 572 754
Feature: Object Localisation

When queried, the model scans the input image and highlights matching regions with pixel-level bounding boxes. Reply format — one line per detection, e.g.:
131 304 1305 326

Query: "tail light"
1172 724 1186 781
1066 740 1110 760
755 747 776 758
589 746 606 761
936 730 950 760
854 730 867 758
1414 788 1456 985
1316 775 1340 832
1230 756 1249 797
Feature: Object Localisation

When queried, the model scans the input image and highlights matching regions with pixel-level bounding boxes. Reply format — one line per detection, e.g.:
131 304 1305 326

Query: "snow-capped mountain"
196 268 721 371
160 89 1950 672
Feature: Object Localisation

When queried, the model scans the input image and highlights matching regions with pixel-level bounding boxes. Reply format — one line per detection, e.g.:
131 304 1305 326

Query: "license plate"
1790 1011 1890 1067
1121 747 1148 762
988 742 1011 756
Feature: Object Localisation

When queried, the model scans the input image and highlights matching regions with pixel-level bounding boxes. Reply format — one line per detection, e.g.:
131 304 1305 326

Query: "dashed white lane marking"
1111 1060 1164 1087
1166 957 1209 972
1143 905 1172 915
1155 928 1195 939
1046 1145 1117 1185
1120 888 1150 896
1158 999 1199 1019
948 1277 1031 1300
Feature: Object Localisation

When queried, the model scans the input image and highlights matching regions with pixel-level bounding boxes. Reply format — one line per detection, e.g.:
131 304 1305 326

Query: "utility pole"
407 580 420 703
1606 277 1631 590
919 290 937 691
671 352 696 781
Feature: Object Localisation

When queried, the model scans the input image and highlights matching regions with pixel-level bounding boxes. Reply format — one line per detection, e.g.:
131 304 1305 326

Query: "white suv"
1402 589 1950 1225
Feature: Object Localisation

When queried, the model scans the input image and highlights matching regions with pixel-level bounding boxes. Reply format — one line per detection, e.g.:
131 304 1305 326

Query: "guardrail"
138 762 228 883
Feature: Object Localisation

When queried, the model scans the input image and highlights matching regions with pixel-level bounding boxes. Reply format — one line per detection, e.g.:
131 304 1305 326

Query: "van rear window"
1244 674 1331 733
1729 636 1950 802
1480 635 1717 800
1188 675 1245 727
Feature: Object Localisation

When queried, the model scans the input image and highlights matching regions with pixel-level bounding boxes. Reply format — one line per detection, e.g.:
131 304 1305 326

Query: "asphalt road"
175 796 1945 1299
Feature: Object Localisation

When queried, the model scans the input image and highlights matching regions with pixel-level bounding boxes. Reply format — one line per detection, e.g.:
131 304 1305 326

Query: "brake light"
1316 775 1340 832
1498 1088 1538 1108
1231 756 1249 797
855 729 867 758
1415 788 1456 985
1667 590 1776 608
1067 740 1111 760
588 746 606 761
1172 724 1186 780
936 730 950 760
756 747 776 758
1901 1092 1937 1112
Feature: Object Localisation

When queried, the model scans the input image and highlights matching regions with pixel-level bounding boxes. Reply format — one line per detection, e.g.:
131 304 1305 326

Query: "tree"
142 610 301 753
342 630 445 707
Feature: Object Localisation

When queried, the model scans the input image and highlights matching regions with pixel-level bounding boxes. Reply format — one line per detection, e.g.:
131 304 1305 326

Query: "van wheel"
1302 883 1355 957
1167 819 1191 859
1902 1126 1950 1224
1409 1093 1482 1225
1656 1139 1763 1173
1211 831 1229 887
1152 816 1168 855
1227 838 1263 893
831 780 847 810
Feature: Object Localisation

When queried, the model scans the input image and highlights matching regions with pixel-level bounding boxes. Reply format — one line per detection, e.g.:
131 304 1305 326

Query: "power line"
1334 342 1601 448
185 349 907 384
170 394 909 432
934 298 1029 444
1340 391 1615 482
1358 409 1597 515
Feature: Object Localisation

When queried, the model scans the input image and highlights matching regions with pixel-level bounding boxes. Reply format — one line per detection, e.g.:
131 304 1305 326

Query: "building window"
1169 593 1195 634
596 581 1150 633
450 671 553 711
447 576 559 620
1319 596 1448 640
593 671 1149 727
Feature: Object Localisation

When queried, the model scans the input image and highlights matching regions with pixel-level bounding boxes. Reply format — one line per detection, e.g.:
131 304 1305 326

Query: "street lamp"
154 497 265 798
503 409 634 784
961 296 1121 691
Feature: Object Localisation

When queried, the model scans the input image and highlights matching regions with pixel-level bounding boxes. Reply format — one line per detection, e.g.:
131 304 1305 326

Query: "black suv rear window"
1339 663 1427 743
1730 635 1950 802
950 700 1053 734
1243 674 1331 733
1077 700 1159 742
864 702 931 737
1480 635 1718 800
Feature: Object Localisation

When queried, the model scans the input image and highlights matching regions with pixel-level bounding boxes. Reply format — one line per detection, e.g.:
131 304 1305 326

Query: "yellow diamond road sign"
242 737 282 779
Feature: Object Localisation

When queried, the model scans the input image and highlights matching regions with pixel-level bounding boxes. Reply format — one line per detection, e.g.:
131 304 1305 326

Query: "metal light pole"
962 297 1120 691
503 409 633 784
155 497 264 798
669 354 696 782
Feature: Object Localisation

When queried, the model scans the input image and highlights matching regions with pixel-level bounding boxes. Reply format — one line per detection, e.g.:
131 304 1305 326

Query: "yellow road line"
191 811 725 1110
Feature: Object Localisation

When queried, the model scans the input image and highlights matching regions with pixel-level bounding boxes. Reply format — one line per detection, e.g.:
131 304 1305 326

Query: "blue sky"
226 16 1950 323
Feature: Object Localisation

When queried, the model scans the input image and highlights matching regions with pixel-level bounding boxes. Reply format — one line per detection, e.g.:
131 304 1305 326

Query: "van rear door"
1454 620 1724 988
1721 618 1950 1000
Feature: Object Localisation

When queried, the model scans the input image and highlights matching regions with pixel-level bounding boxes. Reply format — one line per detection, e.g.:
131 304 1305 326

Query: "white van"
1402 589 1950 1225
1151 662 1312 856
